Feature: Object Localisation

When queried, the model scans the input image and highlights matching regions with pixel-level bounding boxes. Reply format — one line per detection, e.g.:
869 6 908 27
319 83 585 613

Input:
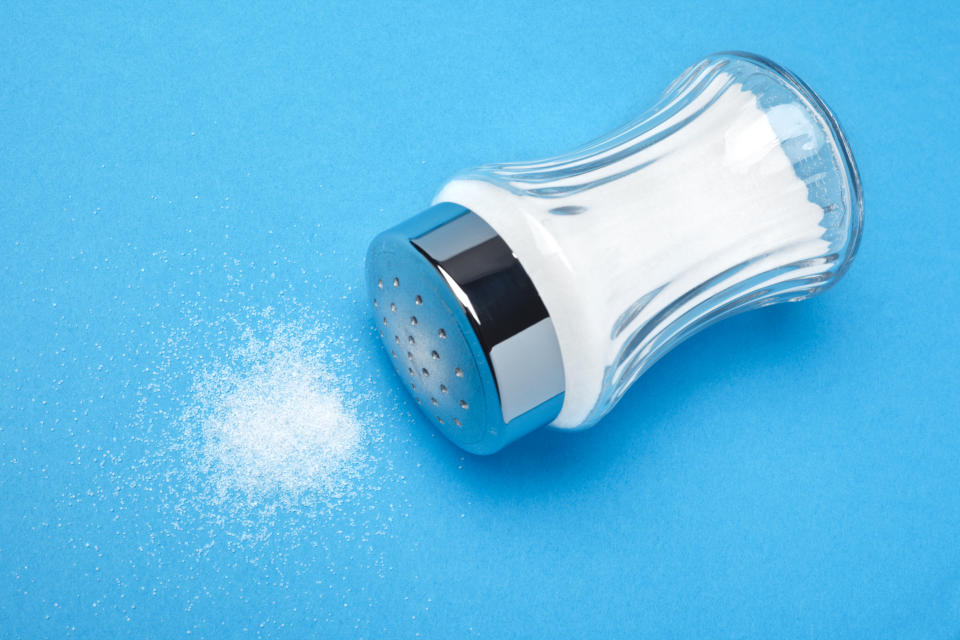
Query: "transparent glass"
434 52 863 429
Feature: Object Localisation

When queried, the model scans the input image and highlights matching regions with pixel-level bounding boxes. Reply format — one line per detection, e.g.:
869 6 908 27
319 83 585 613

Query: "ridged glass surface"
438 52 862 427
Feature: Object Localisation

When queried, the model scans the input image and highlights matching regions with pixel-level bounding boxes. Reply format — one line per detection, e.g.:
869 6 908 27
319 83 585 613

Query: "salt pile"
128 304 384 551
186 319 364 507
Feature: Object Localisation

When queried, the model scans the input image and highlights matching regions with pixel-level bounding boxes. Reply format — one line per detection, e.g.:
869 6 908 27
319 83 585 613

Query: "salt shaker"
366 52 862 454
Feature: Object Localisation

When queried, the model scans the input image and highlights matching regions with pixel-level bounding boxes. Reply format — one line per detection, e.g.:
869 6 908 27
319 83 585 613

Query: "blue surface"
2 2 959 638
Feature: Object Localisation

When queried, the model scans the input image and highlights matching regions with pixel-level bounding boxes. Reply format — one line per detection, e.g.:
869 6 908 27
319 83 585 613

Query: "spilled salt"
122 300 403 567
129 303 381 546
187 320 363 505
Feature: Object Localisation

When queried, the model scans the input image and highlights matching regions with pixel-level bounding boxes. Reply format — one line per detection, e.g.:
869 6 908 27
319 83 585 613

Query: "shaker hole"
460 400 469 409
438 328 447 339
415 295 423 305
455 367 464 378
393 277 400 287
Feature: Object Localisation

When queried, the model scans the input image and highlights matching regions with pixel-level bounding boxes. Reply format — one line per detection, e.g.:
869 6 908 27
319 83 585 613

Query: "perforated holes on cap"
369 262 484 436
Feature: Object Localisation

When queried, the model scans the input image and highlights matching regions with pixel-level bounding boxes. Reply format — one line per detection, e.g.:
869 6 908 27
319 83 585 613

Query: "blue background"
2 1 959 638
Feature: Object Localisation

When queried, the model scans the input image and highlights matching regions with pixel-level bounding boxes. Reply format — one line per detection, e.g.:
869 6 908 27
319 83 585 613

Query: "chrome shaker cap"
365 203 565 454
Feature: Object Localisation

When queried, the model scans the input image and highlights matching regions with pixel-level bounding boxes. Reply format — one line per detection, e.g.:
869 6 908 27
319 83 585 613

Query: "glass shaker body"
433 52 862 429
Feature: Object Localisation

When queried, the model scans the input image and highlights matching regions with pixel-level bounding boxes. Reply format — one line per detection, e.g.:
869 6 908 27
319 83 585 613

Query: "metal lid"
365 202 565 454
